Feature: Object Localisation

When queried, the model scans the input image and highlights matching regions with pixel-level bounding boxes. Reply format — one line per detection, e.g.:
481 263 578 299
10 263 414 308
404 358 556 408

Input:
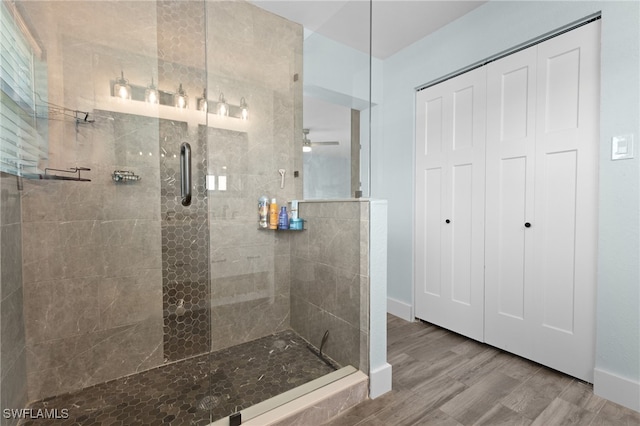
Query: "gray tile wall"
20 111 164 401
290 201 369 372
0 173 27 425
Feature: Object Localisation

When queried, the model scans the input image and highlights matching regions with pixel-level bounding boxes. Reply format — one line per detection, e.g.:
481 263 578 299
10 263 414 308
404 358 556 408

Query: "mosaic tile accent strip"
156 0 209 364
19 330 336 426
160 119 211 361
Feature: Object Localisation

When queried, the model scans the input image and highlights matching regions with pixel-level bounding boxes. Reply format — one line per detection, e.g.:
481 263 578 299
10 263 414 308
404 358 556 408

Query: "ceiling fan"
302 128 339 152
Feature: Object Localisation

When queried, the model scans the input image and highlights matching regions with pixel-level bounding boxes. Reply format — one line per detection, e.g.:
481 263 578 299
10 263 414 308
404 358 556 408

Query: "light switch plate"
206 175 215 190
611 134 634 160
218 175 227 191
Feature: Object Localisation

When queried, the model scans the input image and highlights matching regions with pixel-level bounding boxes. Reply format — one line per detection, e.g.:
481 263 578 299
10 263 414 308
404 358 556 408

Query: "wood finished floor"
326 314 640 426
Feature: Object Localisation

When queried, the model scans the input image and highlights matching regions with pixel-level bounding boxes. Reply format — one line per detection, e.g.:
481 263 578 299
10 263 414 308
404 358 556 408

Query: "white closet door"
485 47 538 355
485 21 600 382
531 22 600 382
415 67 486 341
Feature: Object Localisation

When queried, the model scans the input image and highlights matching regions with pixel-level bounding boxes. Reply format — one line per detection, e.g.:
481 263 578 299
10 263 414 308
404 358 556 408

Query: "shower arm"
180 142 191 206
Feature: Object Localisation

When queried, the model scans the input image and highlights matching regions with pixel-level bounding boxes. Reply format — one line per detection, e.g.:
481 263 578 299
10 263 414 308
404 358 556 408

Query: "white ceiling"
250 0 486 59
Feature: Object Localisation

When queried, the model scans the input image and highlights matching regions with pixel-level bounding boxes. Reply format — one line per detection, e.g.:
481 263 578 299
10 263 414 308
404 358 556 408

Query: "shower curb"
210 370 368 426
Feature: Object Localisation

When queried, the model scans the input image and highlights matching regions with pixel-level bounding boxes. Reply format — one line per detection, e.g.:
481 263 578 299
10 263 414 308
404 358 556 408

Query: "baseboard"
594 368 640 412
369 363 392 399
387 297 413 321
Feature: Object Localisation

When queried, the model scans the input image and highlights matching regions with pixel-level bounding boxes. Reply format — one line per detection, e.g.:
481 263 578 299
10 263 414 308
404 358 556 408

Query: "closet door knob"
525 222 531 228
445 219 451 224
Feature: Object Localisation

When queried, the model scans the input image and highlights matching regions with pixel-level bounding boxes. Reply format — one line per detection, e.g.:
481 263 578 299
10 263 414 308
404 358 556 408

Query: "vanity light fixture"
114 71 131 100
109 77 249 120
240 97 248 120
145 77 158 104
174 83 188 109
217 92 228 116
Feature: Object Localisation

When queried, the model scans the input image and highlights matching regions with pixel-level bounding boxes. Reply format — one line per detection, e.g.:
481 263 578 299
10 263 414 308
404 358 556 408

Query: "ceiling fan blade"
310 141 339 146
302 129 340 148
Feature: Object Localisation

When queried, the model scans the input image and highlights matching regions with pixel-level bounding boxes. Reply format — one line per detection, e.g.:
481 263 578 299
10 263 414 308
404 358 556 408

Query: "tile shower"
0 1 373 425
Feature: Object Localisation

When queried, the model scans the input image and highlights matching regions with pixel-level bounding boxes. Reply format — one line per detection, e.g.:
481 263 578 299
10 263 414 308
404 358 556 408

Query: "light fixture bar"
110 78 249 119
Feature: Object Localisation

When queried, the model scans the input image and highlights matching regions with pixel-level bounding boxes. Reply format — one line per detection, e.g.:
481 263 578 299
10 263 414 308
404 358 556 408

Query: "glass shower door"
203 1 369 423
6 1 216 424
202 2 307 422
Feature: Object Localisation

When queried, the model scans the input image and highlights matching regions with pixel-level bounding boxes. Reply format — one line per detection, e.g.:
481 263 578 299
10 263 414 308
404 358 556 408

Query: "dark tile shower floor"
20 330 336 426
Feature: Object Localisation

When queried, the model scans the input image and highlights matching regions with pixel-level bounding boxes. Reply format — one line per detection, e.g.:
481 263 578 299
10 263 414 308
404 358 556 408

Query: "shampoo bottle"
268 198 278 229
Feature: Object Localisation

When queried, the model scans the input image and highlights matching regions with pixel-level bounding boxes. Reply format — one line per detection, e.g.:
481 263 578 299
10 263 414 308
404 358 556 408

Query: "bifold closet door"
414 67 486 341
484 46 538 357
531 22 600 382
485 22 600 382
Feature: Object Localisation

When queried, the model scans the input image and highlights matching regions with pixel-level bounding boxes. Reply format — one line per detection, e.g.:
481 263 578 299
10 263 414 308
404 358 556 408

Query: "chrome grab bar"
180 142 192 206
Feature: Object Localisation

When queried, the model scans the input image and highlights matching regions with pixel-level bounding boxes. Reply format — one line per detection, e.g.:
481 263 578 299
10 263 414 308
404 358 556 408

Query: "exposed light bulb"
114 71 131 100
118 85 129 99
145 78 158 104
217 92 228 116
302 129 312 152
174 83 188 109
198 88 208 112
240 97 248 120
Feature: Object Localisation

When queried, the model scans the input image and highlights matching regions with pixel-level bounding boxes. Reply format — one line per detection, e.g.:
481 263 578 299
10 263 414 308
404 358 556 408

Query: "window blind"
0 1 47 177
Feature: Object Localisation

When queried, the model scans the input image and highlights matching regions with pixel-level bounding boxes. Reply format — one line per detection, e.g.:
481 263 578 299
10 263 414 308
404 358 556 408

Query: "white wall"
303 29 381 109
374 1 639 410
303 153 350 199
369 199 391 398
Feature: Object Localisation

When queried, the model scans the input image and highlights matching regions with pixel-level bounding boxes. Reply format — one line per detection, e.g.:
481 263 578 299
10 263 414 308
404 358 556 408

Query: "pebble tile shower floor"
20 330 336 425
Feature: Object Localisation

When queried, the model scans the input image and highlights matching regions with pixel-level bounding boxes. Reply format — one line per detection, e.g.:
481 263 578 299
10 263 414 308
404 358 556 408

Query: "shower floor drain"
197 395 220 411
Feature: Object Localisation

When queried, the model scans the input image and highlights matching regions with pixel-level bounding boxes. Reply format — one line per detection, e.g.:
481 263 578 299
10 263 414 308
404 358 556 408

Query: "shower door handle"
180 142 192 206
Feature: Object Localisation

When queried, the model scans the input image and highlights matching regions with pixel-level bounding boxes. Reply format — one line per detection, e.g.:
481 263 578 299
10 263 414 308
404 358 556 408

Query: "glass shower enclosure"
1 1 370 424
